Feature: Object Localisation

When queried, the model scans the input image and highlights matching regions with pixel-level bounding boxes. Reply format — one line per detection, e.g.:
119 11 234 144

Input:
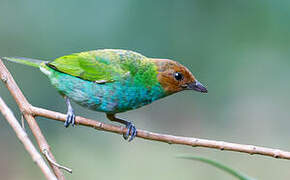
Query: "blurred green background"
1 0 290 179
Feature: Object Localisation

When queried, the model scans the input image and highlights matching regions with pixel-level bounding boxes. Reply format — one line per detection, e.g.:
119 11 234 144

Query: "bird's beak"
186 80 208 93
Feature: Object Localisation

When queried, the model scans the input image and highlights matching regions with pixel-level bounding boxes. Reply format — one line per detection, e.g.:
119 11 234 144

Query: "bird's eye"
174 72 183 81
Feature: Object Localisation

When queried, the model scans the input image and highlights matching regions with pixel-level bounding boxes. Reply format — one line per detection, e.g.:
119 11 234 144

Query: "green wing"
47 49 147 83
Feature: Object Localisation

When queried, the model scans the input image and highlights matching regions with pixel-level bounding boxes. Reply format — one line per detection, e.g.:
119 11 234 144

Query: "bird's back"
47 49 160 87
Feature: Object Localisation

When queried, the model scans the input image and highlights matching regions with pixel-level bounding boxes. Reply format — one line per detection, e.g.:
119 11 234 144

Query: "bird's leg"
64 96 76 127
106 114 137 142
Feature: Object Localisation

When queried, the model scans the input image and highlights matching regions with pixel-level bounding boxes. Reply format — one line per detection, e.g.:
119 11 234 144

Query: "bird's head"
151 58 208 95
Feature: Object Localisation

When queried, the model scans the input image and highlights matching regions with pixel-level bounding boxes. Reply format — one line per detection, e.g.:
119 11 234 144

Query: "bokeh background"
1 0 290 179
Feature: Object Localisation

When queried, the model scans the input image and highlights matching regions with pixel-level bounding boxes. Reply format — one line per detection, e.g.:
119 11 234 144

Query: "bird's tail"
1 57 48 68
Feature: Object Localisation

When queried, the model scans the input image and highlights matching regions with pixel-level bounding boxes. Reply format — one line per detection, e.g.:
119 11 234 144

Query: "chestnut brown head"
151 58 208 95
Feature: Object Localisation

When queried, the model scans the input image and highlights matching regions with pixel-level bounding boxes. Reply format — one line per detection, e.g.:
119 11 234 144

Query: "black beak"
186 80 208 93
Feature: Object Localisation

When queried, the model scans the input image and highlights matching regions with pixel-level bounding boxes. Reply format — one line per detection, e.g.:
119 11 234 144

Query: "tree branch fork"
1 58 290 180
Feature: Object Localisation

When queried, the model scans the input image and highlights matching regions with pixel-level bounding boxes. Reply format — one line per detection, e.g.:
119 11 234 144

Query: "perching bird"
3 49 207 141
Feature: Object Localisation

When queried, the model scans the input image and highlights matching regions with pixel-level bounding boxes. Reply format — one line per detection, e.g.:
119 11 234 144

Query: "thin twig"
43 150 72 173
0 59 66 180
0 97 57 180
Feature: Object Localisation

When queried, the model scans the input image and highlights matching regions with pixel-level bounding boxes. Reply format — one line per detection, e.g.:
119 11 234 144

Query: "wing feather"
47 49 157 87
47 50 133 83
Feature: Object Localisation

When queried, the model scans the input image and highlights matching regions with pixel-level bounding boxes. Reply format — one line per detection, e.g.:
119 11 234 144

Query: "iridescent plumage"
41 49 166 113
3 49 208 141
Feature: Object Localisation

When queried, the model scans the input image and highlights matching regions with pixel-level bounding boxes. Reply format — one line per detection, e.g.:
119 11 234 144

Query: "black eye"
174 72 183 81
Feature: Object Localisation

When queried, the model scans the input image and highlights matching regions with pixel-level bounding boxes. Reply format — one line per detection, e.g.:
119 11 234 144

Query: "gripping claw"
64 110 75 127
64 96 76 127
106 114 137 142
123 122 137 142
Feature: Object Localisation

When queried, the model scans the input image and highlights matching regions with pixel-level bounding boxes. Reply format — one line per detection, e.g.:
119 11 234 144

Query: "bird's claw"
123 122 137 142
64 110 75 128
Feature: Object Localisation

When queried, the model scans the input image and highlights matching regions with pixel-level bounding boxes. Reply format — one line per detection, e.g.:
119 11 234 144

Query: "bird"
3 49 208 141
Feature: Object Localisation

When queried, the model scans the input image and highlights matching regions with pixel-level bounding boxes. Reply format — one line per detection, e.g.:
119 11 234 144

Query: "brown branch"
0 59 66 180
31 106 290 160
0 97 57 180
1 57 290 180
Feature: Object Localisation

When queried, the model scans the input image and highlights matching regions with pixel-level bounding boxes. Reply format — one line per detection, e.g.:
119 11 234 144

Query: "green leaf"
176 155 257 180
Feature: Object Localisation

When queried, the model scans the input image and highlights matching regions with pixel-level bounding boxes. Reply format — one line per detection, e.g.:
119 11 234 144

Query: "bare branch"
0 59 66 180
0 97 57 180
31 106 290 160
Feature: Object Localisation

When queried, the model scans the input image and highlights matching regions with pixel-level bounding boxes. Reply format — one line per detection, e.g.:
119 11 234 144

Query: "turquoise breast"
46 68 166 113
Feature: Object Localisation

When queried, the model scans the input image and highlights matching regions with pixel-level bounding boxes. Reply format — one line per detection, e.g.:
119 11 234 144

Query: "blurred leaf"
176 155 257 180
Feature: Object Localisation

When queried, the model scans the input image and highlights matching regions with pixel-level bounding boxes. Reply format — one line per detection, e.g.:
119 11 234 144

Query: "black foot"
124 122 137 142
64 110 75 128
